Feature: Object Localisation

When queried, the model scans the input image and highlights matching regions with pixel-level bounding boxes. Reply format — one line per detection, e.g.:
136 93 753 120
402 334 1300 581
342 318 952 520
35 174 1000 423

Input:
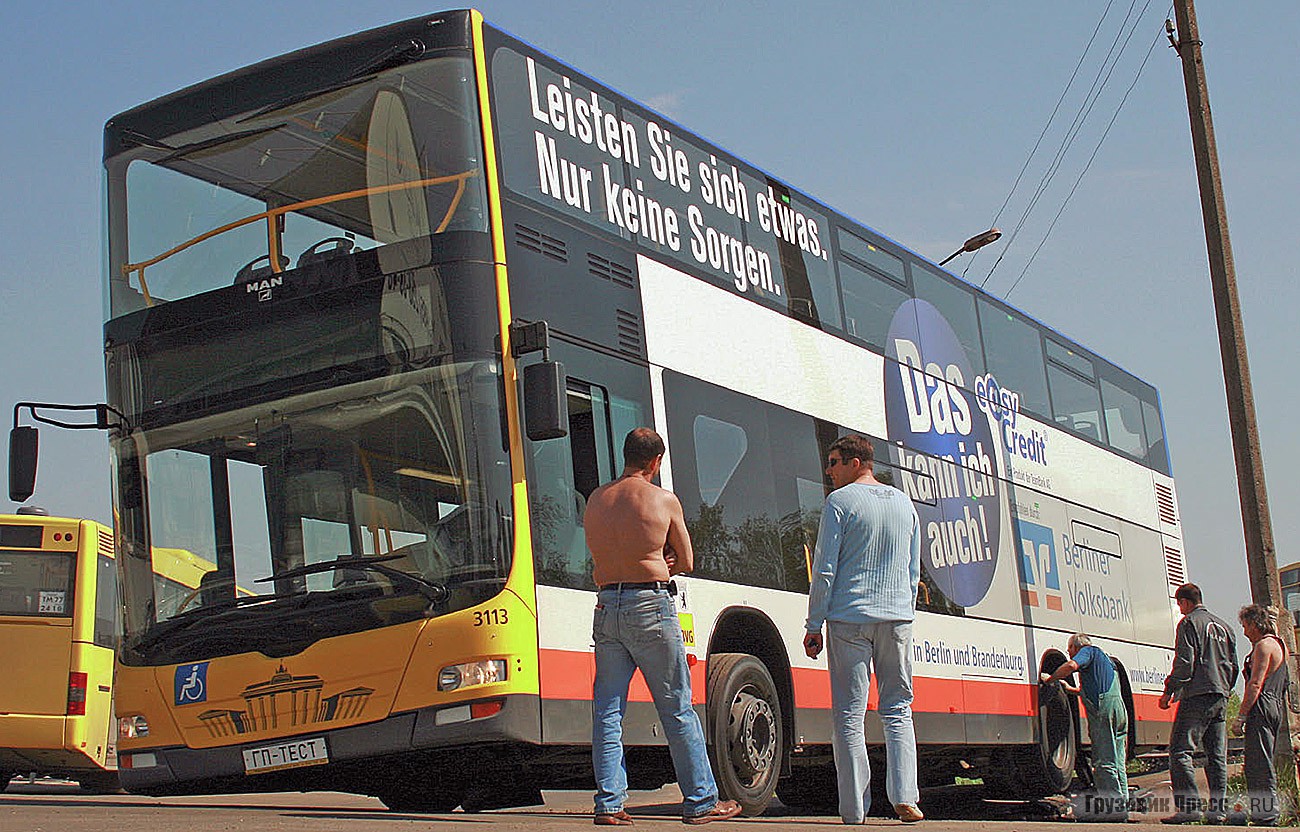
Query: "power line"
980 0 1143 289
963 0 1116 281
1003 10 1165 299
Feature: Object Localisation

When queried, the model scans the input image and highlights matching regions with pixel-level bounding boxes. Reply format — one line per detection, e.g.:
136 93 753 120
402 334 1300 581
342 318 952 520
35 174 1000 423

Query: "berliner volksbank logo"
885 299 1001 608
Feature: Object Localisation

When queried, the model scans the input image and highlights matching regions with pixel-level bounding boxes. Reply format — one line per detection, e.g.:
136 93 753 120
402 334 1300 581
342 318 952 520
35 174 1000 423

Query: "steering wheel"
174 585 204 615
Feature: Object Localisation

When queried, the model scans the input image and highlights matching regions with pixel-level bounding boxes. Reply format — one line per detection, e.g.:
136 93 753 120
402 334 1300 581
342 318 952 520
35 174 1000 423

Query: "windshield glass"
112 362 512 665
106 54 487 321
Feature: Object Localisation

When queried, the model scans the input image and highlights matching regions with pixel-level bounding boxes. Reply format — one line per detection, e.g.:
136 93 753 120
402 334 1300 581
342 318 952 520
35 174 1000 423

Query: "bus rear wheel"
986 680 1077 798
707 653 782 816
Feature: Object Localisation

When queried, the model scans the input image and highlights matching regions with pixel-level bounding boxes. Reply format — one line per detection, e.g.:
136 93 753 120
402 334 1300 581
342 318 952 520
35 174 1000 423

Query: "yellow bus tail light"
67 672 88 716
437 659 507 692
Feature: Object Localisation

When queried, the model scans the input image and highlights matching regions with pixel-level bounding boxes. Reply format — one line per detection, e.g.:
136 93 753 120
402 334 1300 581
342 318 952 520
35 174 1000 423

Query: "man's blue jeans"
1168 692 1228 818
592 586 718 818
827 619 919 824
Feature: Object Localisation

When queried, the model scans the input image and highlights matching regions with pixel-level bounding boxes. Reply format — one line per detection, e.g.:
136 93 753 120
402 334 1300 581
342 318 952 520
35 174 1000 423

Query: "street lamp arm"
939 227 1001 266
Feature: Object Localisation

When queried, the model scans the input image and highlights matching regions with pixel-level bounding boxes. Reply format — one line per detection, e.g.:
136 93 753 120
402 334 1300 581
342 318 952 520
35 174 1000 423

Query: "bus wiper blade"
154 123 286 164
131 591 302 653
256 556 450 603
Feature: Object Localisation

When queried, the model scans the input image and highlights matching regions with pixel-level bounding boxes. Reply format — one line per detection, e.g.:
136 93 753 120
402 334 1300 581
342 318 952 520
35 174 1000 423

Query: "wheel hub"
729 689 777 778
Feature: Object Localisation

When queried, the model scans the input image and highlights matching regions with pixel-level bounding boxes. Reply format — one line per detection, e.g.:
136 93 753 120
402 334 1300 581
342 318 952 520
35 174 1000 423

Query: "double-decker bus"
0 511 120 792
89 10 1182 813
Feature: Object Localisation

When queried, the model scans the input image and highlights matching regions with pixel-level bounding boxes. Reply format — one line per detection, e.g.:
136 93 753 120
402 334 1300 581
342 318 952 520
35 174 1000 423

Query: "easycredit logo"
974 372 1049 466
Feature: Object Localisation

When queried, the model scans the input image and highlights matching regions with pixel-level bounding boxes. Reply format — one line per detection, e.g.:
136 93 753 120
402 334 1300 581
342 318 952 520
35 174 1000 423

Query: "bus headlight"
438 659 507 692
119 715 150 739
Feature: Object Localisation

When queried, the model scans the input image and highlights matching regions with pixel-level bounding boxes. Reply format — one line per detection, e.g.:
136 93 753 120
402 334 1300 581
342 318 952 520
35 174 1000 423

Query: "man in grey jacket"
1159 583 1239 824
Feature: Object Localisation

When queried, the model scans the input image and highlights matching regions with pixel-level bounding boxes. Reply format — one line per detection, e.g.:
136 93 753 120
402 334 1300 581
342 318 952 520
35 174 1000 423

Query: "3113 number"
473 609 508 627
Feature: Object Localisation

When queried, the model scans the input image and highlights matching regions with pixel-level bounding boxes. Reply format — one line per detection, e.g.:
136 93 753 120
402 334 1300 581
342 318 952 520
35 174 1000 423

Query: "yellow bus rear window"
0 552 74 616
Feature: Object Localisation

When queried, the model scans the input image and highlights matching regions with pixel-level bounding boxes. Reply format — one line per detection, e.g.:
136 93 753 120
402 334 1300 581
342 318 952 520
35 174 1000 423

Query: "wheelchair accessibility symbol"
174 662 209 705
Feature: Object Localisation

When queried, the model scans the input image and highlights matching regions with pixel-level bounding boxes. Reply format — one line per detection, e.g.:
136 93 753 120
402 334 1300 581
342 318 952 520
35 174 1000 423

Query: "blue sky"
2 1 1296 626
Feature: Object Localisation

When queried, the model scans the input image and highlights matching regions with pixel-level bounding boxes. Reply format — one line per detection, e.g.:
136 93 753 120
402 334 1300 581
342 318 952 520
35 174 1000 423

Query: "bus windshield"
114 361 513 666
105 53 488 320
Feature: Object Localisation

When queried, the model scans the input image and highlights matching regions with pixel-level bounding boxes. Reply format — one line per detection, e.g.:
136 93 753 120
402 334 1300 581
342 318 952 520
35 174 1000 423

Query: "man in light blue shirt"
803 434 923 824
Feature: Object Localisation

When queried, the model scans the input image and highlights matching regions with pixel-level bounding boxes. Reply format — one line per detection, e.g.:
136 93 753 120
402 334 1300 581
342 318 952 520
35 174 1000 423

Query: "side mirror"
523 361 569 441
9 425 38 503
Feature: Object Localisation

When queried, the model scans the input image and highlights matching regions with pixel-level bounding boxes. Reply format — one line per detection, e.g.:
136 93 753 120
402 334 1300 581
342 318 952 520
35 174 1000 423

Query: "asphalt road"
0 770 1236 832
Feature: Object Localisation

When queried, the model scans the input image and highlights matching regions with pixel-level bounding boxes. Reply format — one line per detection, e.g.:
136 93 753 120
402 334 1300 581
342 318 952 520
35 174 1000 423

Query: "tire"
983 681 1078 798
1023 680 1078 795
377 782 465 813
77 771 122 794
776 762 838 814
707 653 783 816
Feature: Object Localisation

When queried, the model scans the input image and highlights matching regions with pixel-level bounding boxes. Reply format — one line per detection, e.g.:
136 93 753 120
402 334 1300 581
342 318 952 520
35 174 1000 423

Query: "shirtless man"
584 428 741 826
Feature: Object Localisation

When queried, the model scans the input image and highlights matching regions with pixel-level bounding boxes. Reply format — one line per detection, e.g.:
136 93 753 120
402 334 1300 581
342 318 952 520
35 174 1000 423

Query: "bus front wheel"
377 781 465 813
707 653 783 816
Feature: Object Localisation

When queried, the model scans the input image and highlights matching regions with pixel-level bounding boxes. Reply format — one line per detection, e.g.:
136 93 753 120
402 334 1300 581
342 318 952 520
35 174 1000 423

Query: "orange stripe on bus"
1132 692 1170 722
538 648 706 704
539 649 1175 724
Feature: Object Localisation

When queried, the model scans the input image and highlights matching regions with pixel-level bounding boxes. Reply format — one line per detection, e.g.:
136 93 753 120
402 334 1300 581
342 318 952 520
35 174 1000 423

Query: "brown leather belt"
599 581 671 591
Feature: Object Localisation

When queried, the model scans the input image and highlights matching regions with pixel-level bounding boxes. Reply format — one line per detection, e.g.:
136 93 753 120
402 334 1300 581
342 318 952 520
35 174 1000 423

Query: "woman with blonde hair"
1232 604 1289 826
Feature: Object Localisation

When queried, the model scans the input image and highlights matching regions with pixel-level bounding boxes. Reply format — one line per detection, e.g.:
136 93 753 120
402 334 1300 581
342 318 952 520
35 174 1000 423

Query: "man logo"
245 276 283 302
1016 520 1062 610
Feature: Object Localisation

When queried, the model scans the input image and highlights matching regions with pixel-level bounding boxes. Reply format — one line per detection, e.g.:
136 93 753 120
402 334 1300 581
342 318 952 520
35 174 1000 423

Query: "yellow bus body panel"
67 641 116 768
0 618 72 716
133 620 426 749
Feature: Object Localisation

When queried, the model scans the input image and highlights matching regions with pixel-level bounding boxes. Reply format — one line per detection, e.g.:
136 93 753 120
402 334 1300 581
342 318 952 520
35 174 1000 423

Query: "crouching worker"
1040 633 1128 822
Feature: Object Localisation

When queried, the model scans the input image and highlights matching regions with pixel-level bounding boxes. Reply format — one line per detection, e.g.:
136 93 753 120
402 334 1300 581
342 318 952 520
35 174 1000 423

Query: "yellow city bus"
80 10 1181 813
0 511 119 792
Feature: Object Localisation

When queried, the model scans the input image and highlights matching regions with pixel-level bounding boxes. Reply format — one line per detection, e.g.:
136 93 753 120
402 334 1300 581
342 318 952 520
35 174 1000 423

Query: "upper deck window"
977 298 1050 419
1100 377 1148 460
1046 339 1104 442
836 230 910 350
837 229 907 285
107 55 487 321
911 264 985 376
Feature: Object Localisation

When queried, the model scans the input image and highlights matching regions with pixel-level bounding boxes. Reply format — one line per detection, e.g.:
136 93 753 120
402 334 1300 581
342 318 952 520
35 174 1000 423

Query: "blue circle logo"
884 299 1001 608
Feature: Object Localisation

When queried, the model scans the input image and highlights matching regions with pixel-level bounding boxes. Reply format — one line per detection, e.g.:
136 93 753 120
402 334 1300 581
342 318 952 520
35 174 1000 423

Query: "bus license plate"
242 737 329 774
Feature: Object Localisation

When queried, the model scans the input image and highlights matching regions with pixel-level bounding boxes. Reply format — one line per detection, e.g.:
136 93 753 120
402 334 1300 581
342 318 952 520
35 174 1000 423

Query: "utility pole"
1168 0 1298 801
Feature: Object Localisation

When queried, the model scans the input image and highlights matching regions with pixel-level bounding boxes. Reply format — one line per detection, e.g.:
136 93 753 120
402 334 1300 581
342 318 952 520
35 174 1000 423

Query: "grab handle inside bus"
9 425 38 503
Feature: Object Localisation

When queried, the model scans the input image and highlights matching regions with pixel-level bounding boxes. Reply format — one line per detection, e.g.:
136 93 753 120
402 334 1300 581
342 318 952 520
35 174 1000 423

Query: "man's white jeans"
826 619 919 823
